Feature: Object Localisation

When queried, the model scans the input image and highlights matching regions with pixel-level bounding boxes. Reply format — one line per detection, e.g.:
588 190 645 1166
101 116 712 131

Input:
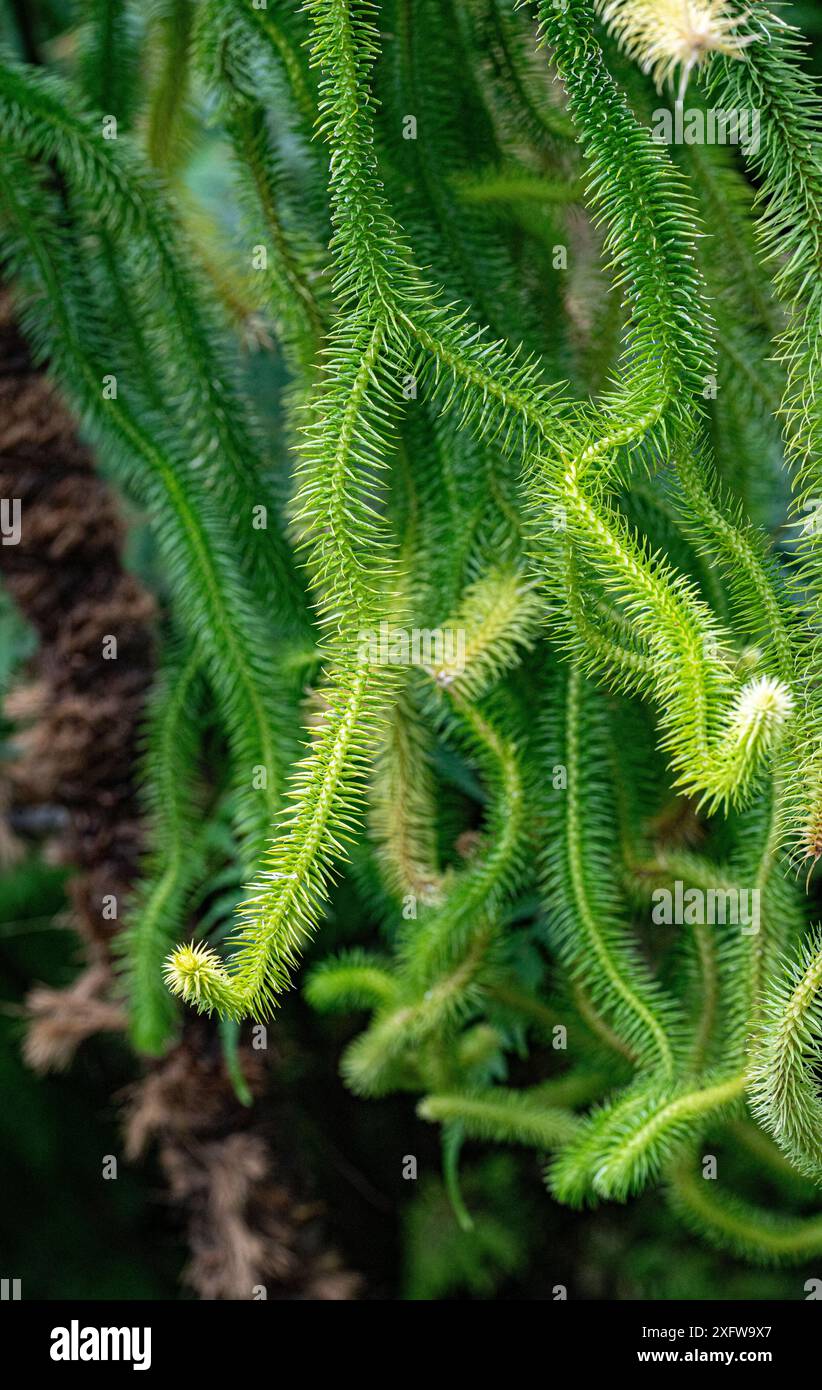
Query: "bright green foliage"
3 0 822 1274
749 928 822 1184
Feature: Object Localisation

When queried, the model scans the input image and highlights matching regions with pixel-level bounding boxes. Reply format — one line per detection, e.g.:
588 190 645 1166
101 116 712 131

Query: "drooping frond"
118 642 206 1056
541 663 685 1075
668 1157 822 1263
418 1087 580 1150
549 1071 745 1205
748 929 822 1184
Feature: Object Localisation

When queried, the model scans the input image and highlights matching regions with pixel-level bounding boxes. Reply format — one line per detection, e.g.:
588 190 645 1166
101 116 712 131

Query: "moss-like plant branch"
3 0 822 1268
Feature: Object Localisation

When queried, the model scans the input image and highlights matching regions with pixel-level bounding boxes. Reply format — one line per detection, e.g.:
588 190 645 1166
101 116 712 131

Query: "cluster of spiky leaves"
2 0 822 1268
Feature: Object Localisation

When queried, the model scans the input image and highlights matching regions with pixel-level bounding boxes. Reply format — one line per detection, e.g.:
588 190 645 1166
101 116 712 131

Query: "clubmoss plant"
2 0 822 1267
